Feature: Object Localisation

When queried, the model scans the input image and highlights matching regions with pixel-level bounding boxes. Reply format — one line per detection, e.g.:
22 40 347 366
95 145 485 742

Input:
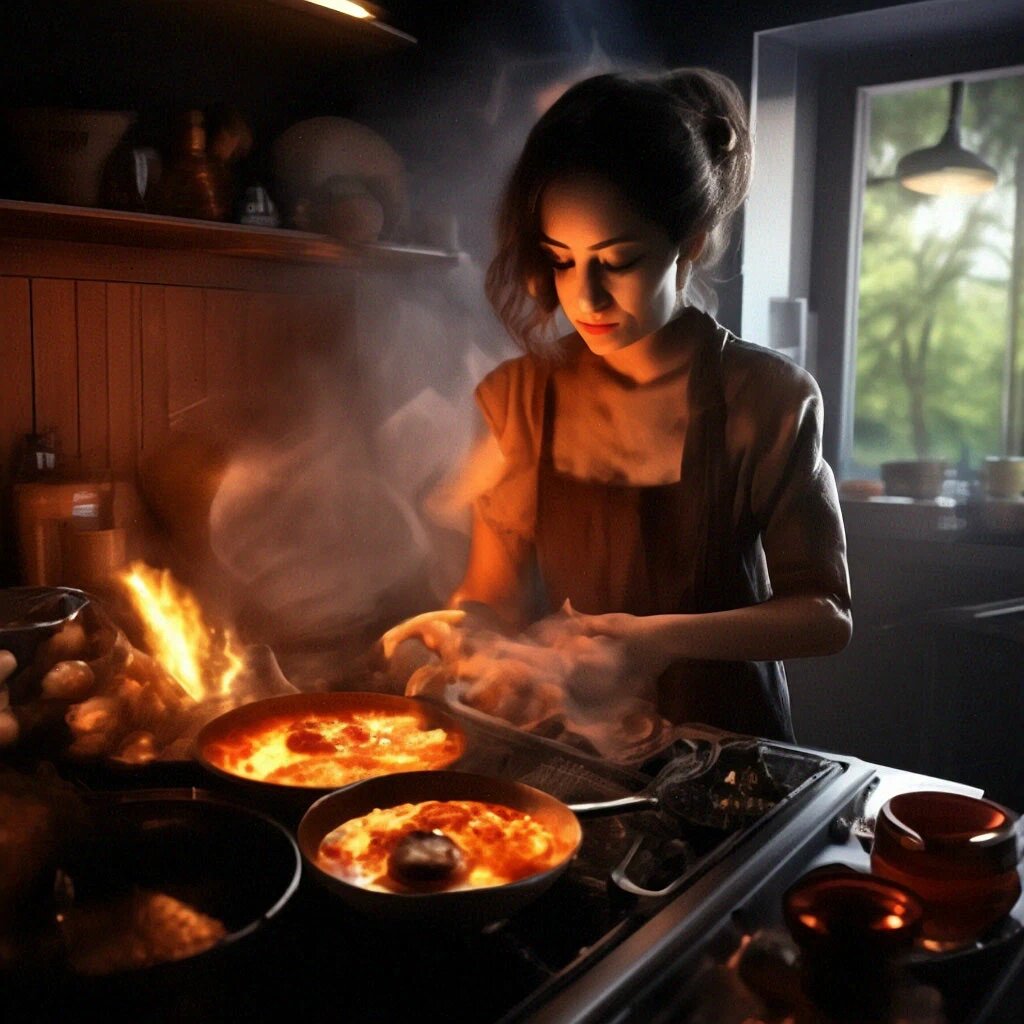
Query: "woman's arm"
579 591 851 681
448 507 534 631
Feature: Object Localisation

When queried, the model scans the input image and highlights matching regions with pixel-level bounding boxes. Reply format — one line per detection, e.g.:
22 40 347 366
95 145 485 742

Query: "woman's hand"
571 612 679 682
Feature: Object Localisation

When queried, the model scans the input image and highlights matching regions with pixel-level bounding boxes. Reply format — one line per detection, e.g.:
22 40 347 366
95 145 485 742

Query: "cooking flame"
118 562 245 702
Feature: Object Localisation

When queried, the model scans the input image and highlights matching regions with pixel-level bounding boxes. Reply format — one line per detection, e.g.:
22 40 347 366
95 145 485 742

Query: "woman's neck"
600 307 705 385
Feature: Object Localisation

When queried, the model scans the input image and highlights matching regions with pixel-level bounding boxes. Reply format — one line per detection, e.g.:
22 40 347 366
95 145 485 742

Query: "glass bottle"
154 110 229 221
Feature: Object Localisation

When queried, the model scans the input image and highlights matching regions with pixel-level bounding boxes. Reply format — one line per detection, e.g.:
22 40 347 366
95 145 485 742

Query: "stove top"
10 709 871 1024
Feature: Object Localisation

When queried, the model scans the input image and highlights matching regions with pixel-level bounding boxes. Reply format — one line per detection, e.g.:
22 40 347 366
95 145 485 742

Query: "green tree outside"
852 74 1024 473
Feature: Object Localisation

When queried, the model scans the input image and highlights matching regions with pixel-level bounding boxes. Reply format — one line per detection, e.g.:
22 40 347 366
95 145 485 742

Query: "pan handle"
568 793 659 819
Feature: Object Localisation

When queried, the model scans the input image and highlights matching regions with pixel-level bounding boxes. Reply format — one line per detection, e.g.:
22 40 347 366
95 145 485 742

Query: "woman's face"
539 173 684 357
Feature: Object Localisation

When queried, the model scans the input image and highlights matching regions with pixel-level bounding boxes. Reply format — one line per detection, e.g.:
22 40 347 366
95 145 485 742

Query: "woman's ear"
686 232 708 263
675 233 708 290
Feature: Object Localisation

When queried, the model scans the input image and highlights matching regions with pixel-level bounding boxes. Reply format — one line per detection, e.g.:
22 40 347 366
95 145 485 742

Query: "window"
851 72 1024 474
742 0 1024 477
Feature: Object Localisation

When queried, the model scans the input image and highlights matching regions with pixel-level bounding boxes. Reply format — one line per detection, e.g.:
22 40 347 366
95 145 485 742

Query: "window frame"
741 0 1024 475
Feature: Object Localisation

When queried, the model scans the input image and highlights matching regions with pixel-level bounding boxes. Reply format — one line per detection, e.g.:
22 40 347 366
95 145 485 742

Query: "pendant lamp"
896 80 998 196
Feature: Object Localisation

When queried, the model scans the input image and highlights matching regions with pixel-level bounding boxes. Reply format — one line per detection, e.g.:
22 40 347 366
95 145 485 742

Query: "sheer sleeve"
734 350 851 610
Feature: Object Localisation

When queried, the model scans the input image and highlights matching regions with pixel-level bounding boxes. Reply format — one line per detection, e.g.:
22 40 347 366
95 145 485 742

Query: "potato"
114 730 158 765
0 710 19 747
41 660 96 702
38 621 89 665
65 696 122 738
0 650 17 685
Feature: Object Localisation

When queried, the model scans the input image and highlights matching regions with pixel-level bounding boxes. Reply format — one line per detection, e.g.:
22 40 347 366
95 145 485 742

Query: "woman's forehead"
539 173 663 247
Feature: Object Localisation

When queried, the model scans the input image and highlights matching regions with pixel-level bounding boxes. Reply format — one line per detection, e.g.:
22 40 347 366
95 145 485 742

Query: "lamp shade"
897 81 997 196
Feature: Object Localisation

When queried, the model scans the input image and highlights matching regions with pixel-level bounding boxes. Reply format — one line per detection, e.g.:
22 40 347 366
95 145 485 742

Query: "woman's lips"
577 321 619 335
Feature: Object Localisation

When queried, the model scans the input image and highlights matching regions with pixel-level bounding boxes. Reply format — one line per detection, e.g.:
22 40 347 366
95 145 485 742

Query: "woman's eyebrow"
539 233 639 250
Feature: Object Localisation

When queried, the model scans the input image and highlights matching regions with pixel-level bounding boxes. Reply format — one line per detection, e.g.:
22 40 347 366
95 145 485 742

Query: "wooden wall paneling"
0 277 33 468
164 285 207 428
204 289 246 407
75 281 110 472
0 277 33 579
140 284 169 455
242 291 286 423
107 283 141 478
31 278 79 469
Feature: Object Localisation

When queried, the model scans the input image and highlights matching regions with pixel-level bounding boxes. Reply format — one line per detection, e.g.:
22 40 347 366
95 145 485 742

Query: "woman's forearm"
638 594 852 665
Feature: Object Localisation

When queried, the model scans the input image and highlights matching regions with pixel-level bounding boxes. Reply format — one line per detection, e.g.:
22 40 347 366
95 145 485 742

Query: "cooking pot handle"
568 793 659 819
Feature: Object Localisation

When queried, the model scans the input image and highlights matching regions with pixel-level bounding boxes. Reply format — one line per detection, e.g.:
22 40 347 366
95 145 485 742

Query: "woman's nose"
577 262 611 313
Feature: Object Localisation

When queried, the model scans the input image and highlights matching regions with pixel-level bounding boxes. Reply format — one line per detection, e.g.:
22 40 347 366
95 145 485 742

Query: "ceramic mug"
982 456 1024 500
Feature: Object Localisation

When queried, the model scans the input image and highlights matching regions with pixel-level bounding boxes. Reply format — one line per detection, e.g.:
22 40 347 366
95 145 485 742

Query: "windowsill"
840 496 1024 547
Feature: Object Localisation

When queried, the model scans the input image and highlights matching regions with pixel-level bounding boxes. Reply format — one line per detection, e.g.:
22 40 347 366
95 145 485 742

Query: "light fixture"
896 80 998 196
301 0 373 17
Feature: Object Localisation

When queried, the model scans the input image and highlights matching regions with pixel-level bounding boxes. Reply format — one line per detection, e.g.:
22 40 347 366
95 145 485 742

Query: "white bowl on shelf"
5 107 136 207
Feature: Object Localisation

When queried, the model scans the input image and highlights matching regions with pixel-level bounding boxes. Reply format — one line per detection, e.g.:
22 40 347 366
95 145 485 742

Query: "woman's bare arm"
578 592 852 680
448 508 534 631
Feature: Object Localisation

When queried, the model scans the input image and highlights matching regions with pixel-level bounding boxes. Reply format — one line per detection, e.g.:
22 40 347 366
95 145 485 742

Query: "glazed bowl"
871 791 1022 946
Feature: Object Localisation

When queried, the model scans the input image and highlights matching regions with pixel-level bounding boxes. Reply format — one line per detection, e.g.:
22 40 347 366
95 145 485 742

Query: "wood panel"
0 277 33 578
0 278 33 467
31 279 78 466
139 285 169 455
0 259 358 584
75 281 109 471
165 286 207 427
204 289 246 405
107 283 141 478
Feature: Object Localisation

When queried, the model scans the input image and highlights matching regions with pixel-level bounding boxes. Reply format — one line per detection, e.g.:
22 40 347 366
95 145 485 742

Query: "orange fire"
118 562 245 702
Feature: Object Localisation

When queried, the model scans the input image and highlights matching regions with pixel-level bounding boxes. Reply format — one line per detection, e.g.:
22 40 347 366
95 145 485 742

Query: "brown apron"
534 333 794 742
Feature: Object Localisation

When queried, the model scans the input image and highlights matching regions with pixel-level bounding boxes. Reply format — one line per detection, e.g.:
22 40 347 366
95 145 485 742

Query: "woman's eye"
546 256 573 271
603 256 642 273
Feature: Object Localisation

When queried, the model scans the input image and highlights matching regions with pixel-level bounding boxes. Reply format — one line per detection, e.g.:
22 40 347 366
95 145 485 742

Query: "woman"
445 68 851 743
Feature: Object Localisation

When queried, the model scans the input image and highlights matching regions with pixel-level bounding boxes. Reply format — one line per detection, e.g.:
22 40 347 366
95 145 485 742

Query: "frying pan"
297 737 793 924
194 691 467 807
297 770 584 928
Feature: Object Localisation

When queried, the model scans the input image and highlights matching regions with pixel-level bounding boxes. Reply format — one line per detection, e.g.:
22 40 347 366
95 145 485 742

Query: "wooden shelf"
0 200 461 269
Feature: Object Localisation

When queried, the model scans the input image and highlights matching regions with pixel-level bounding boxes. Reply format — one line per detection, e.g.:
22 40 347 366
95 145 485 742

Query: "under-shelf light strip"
301 0 373 18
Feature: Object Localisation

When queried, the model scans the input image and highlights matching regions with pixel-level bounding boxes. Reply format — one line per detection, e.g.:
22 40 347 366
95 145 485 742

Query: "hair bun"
705 113 737 158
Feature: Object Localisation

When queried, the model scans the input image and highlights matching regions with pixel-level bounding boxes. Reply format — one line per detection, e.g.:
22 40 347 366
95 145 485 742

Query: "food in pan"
315 799 572 893
202 708 465 788
61 888 227 975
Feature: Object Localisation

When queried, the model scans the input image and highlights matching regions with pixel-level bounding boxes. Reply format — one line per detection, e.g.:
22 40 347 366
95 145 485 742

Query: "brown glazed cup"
783 864 924 959
871 791 1022 946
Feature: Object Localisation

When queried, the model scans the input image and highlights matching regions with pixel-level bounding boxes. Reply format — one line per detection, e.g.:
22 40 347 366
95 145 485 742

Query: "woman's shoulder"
477 337 585 410
722 335 822 409
475 347 567 455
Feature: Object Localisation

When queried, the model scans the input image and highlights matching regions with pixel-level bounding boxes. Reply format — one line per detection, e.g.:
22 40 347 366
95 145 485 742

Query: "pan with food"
297 769 583 928
194 691 467 807
297 736 824 924
3 787 301 1020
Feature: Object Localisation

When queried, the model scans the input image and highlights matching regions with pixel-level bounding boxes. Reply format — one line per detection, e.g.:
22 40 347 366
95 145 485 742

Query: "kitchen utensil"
0 586 90 676
5 108 136 207
297 769 583 928
58 525 126 591
194 691 467 803
296 737 799 926
871 790 1022 946
13 478 115 586
30 787 302 1024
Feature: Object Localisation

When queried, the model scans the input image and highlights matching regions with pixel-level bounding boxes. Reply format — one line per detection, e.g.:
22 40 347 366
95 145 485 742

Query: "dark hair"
485 67 753 353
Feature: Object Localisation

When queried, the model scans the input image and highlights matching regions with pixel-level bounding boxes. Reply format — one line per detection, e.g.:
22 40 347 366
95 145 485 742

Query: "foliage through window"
851 72 1024 475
